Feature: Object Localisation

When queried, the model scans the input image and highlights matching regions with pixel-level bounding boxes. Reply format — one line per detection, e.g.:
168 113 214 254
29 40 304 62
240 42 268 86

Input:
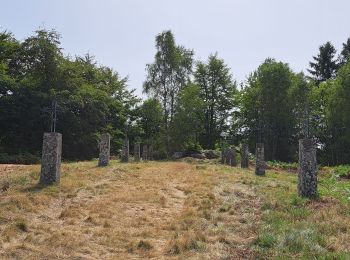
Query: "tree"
239 58 296 161
0 28 138 162
143 30 193 155
171 84 205 151
339 38 350 65
194 54 236 149
308 42 338 84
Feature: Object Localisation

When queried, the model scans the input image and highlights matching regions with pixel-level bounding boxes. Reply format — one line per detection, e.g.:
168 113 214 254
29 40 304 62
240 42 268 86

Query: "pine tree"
308 42 338 84
340 38 350 65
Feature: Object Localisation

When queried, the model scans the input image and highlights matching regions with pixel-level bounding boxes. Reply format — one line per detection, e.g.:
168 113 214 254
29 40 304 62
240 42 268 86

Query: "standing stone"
298 138 317 198
142 144 148 161
241 143 249 168
121 137 129 163
98 133 110 167
40 132 62 185
225 148 237 167
221 148 227 164
148 145 153 160
134 143 140 162
255 143 265 176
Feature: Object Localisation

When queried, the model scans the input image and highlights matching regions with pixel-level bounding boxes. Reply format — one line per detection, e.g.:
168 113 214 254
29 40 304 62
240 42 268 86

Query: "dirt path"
0 161 261 259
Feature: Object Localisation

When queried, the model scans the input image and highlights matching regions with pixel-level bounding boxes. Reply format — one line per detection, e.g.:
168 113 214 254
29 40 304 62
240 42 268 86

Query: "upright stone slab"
98 133 110 166
121 137 129 163
142 144 148 161
225 148 237 167
148 145 153 160
134 143 140 162
241 143 249 168
221 148 227 164
255 143 265 176
298 138 317 198
40 132 62 185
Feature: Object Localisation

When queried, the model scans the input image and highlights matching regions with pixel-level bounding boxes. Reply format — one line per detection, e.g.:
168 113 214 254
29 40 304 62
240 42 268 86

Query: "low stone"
172 152 184 160
204 150 219 159
191 153 206 159
225 149 237 166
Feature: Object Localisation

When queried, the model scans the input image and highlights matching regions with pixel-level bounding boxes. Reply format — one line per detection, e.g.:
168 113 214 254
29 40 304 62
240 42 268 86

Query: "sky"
1 0 350 97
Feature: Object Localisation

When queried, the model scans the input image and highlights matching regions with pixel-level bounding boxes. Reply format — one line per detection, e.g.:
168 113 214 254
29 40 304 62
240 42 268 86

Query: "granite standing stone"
121 137 129 162
225 148 237 167
221 148 227 164
98 134 110 166
142 144 148 161
298 138 317 198
40 132 62 185
241 143 249 168
134 143 140 162
148 145 153 160
255 143 265 176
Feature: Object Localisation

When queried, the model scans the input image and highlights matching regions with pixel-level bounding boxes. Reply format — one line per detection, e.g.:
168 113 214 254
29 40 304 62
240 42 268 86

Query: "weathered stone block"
98 133 110 167
221 148 227 164
255 143 265 176
142 144 148 161
148 145 153 160
121 137 129 163
40 132 62 185
134 143 140 162
298 138 318 198
225 148 237 167
241 143 249 168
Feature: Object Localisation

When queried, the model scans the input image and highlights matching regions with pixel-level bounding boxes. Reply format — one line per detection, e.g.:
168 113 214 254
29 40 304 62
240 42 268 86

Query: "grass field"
0 160 350 259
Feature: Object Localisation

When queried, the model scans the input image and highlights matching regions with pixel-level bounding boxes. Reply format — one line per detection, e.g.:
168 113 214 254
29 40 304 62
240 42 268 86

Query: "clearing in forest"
0 160 350 259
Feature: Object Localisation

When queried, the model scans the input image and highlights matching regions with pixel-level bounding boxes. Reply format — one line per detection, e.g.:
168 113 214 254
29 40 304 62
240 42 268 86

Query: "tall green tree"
339 38 350 65
308 42 338 84
239 58 296 161
194 54 236 149
171 84 205 151
143 30 193 154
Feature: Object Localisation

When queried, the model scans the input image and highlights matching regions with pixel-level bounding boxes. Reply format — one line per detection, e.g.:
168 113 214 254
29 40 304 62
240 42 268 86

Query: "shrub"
184 142 203 155
0 152 40 164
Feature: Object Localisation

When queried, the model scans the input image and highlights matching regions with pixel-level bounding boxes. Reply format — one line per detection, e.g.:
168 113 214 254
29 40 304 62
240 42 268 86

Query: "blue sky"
1 0 349 96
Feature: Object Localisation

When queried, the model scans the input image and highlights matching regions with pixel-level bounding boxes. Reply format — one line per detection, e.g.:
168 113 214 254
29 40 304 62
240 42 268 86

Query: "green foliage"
0 28 138 161
308 41 339 84
194 54 236 149
239 58 297 161
184 141 203 155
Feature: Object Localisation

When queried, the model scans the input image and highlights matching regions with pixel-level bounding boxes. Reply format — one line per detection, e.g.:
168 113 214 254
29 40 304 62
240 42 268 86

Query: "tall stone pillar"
148 145 153 160
121 137 129 163
142 144 148 161
298 138 317 198
98 133 110 166
255 143 265 176
225 148 237 167
40 132 62 185
221 148 227 164
241 143 249 168
134 143 140 162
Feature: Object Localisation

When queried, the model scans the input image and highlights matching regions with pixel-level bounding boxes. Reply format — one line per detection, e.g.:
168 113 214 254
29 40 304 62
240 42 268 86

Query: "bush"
184 142 203 155
0 152 40 164
332 165 350 178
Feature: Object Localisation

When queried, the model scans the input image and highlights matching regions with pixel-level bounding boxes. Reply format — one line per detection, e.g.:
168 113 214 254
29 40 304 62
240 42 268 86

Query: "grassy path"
0 161 350 259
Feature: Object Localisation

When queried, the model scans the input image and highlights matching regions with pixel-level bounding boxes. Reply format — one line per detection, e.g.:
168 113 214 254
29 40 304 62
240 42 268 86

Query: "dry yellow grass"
0 161 259 259
1 160 350 259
